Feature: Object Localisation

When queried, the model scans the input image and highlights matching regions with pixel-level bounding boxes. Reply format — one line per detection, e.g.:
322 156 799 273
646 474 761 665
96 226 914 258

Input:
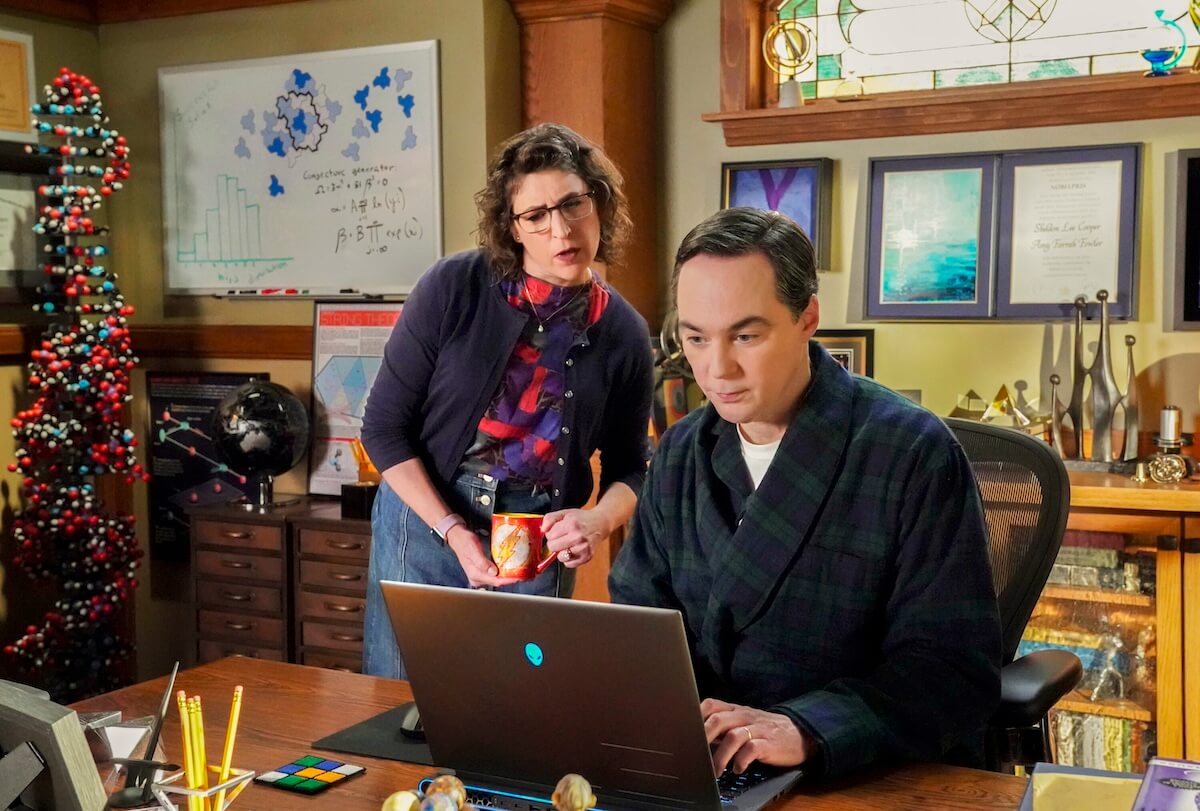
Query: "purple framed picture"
721 158 833 270
995 143 1140 320
865 153 996 320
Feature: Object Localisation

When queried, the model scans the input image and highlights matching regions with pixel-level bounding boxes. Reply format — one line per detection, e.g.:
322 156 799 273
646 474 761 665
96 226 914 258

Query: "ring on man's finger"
562 550 574 561
743 726 753 742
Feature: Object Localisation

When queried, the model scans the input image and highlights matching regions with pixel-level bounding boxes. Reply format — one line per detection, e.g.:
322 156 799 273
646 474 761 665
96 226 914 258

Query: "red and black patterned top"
459 271 610 487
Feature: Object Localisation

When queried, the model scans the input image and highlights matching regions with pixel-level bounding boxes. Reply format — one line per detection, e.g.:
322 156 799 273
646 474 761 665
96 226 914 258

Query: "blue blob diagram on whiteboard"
159 41 442 295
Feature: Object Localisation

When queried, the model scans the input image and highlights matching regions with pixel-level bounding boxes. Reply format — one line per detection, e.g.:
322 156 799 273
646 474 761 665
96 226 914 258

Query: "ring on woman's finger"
562 549 575 561
743 726 753 742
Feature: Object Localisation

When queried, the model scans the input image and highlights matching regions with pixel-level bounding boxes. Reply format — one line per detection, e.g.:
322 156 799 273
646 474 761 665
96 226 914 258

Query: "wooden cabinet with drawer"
291 501 372 673
189 499 310 665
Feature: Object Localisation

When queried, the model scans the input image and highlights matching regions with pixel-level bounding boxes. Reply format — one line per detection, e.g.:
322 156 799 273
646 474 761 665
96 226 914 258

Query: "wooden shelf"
1041 585 1153 608
704 69 1200 147
1069 471 1200 514
1057 689 1154 723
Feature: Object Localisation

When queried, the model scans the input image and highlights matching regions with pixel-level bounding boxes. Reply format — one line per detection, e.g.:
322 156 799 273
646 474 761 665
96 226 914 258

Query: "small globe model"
212 380 310 478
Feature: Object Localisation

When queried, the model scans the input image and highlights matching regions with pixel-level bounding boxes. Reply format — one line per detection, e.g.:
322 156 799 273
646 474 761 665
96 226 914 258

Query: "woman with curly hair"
361 123 654 679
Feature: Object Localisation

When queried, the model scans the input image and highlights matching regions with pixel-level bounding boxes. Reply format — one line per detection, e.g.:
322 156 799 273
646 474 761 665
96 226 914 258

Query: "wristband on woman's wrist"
432 512 466 540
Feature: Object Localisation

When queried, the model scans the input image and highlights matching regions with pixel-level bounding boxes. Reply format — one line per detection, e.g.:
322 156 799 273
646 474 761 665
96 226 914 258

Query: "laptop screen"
380 582 723 811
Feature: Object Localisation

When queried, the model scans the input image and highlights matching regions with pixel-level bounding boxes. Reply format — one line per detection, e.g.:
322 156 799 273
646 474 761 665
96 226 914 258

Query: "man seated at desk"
609 208 1002 780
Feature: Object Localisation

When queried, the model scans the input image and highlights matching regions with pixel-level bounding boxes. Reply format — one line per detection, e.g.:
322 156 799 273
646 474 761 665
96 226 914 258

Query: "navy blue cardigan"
361 249 654 512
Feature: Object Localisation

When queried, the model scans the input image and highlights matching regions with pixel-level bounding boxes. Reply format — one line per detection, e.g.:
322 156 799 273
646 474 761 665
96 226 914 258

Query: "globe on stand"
761 17 813 108
211 380 311 511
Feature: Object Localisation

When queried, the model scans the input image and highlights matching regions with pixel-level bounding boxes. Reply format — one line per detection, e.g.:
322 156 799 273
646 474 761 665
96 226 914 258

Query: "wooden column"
508 0 673 327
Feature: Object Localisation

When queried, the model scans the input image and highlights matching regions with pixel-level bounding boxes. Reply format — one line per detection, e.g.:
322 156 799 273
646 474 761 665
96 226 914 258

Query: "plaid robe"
610 343 1001 778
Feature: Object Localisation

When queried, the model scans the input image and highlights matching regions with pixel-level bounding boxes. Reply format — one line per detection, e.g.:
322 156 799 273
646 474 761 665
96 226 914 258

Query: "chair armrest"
992 649 1082 728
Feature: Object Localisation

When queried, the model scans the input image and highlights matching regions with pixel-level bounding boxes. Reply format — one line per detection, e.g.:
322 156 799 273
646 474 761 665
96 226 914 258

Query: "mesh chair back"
945 418 1071 661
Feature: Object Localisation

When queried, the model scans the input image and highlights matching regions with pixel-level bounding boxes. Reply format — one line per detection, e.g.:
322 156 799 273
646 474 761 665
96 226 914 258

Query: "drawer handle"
223 591 253 602
224 621 253 631
325 602 363 613
330 633 364 642
329 572 363 582
224 650 260 659
221 560 252 570
220 530 253 539
327 540 364 551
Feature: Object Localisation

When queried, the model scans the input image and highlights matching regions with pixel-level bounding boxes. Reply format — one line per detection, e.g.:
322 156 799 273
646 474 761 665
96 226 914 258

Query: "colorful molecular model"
3 67 147 700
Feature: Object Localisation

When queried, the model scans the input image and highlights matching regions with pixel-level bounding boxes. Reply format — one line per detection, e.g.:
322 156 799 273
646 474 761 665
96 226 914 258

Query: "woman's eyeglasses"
512 192 595 235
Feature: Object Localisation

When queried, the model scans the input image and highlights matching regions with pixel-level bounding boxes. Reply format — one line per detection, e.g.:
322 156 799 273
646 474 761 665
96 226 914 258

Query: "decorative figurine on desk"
1143 405 1197 484
1048 291 1139 471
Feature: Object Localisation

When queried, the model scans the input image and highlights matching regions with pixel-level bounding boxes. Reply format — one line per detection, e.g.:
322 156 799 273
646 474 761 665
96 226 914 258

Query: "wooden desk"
70 662 1017 811
74 658 1025 811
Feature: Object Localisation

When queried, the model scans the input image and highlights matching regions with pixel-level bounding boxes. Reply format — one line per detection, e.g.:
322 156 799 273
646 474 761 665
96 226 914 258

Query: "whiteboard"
159 41 442 296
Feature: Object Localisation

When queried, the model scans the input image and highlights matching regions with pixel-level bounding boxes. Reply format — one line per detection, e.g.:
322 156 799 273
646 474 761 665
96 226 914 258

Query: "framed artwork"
308 301 403 495
0 29 35 143
865 153 995 320
995 143 1140 320
0 144 54 305
814 329 874 377
721 158 833 270
1166 148 1200 330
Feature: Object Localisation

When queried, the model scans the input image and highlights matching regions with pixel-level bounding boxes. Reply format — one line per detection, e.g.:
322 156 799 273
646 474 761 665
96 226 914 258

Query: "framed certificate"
995 144 1140 320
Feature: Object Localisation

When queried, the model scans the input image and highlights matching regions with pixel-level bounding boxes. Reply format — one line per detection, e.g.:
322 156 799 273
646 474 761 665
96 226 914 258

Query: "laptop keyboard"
716 764 776 804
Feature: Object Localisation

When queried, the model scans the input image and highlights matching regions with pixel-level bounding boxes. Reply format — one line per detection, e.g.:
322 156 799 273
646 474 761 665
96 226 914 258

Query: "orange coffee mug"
490 513 556 580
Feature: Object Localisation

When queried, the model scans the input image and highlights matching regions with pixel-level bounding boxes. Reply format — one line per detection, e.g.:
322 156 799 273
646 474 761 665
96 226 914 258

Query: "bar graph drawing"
177 173 293 265
159 40 442 295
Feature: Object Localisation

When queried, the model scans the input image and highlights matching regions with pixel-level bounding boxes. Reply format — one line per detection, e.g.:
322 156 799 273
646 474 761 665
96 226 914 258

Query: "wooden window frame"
705 0 1200 146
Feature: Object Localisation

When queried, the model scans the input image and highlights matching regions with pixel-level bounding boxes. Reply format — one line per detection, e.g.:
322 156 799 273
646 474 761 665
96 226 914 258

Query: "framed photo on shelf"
865 153 995 320
814 328 873 377
994 143 1140 320
1166 148 1200 330
721 158 833 270
0 144 54 306
0 29 36 143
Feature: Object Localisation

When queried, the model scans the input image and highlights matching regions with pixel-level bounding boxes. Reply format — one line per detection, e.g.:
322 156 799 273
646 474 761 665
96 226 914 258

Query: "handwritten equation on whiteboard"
160 41 442 296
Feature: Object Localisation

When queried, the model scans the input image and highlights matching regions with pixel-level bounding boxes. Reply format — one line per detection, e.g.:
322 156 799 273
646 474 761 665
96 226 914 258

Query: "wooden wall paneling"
511 0 672 326
719 0 764 114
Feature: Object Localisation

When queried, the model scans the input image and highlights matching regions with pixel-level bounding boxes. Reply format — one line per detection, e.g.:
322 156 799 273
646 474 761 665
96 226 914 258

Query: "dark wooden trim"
0 0 97 24
0 0 307 24
719 0 763 115
133 324 313 359
705 70 1200 146
509 0 673 28
0 324 313 364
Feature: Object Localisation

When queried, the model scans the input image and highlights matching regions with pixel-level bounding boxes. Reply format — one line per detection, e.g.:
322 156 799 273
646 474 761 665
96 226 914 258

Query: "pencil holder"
151 766 255 811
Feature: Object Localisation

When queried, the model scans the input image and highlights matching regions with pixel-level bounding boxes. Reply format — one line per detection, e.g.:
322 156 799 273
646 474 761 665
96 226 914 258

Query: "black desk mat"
313 704 434 766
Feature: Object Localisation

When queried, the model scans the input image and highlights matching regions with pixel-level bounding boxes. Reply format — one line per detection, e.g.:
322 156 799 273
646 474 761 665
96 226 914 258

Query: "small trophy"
761 17 813 108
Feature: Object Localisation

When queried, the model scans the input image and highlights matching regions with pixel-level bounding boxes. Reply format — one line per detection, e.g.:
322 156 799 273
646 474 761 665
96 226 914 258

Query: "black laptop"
380 581 804 811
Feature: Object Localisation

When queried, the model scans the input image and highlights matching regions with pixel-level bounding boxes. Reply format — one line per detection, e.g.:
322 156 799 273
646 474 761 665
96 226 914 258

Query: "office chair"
944 418 1083 773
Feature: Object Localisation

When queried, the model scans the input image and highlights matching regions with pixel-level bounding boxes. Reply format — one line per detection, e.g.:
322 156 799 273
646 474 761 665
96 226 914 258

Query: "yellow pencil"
178 691 199 811
193 696 210 810
213 685 243 811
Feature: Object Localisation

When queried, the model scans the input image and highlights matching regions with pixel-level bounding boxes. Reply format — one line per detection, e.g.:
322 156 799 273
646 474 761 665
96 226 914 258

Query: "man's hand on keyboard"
701 698 814 777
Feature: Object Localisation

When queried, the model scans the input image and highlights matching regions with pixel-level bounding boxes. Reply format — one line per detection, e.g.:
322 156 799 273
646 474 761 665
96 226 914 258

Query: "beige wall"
661 0 1200 432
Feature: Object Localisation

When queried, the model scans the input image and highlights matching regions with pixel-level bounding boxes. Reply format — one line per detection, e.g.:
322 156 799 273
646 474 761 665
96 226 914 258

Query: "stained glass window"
769 0 1197 101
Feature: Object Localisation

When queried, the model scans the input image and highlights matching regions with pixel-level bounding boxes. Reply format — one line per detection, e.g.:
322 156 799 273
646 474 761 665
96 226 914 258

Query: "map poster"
147 371 268 561
308 301 402 495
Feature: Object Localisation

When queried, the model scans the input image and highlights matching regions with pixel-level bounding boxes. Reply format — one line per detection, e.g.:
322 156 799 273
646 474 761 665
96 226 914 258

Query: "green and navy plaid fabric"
610 342 1001 778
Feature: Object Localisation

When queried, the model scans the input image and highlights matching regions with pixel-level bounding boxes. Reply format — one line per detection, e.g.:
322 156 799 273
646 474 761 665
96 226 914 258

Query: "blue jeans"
362 471 574 679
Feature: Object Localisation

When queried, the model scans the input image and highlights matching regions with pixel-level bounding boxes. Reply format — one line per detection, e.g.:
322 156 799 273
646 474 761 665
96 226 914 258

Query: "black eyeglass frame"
511 191 596 234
